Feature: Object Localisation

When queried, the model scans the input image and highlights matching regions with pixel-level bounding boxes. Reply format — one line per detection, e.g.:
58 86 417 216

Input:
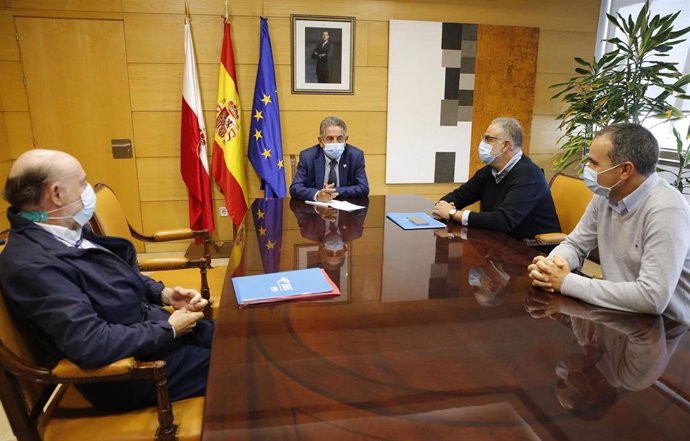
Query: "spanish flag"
211 18 249 227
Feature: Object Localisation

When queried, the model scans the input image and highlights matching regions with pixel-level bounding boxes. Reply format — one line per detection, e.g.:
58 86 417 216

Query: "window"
596 0 689 154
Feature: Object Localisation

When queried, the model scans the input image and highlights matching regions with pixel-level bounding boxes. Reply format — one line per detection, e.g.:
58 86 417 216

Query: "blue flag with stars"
251 198 283 273
248 18 286 198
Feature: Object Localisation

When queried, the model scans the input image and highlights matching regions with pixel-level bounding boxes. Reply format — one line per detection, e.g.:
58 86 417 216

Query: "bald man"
0 149 213 411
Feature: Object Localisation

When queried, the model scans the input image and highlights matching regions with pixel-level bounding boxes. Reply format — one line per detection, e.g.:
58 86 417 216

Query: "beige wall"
0 0 599 247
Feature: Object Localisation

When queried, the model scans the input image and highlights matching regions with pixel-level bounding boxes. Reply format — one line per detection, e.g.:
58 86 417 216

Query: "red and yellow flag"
211 19 249 227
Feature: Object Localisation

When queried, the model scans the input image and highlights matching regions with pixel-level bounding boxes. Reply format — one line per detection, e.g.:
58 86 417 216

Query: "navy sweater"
441 155 561 240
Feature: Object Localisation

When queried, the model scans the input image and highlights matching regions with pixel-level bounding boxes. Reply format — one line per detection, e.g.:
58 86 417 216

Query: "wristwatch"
448 208 458 221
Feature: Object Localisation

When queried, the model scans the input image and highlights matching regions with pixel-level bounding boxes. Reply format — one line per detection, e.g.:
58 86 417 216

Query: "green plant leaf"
574 57 591 67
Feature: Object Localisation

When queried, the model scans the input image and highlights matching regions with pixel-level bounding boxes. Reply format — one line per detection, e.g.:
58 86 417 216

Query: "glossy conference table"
202 195 690 441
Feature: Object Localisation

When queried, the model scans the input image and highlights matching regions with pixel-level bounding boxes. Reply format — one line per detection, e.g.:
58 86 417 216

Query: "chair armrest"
138 257 190 271
51 357 136 380
534 232 567 245
132 228 209 243
138 257 210 272
152 228 194 241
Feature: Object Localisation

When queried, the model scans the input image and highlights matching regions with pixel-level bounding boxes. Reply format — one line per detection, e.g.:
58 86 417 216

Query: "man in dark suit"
0 149 213 411
311 30 332 83
290 116 370 201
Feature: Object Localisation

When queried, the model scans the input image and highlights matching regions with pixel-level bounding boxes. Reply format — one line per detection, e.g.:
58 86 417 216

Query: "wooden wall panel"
281 111 387 154
0 112 8 159
1 0 600 247
537 30 597 74
355 20 388 67
121 0 259 16
7 0 122 12
388 0 598 32
0 10 19 61
0 158 10 231
0 61 27 111
4 111 31 157
533 73 571 119
265 0 395 21
277 66 388 111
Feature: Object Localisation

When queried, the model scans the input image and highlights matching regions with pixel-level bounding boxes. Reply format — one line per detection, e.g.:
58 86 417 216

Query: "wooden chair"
0 240 204 441
90 183 225 317
534 173 593 246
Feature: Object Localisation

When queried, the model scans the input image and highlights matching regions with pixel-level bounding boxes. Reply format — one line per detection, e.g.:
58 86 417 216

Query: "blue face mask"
581 164 622 198
478 140 505 165
20 183 96 227
324 143 345 160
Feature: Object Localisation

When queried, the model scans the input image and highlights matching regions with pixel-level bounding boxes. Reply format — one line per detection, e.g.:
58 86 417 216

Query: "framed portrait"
295 243 351 304
291 15 355 94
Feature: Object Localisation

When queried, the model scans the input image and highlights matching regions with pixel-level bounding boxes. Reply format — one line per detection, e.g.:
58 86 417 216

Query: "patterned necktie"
328 160 338 186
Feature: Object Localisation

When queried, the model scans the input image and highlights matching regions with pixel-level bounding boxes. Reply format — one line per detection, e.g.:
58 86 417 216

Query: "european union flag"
251 198 283 274
248 18 286 198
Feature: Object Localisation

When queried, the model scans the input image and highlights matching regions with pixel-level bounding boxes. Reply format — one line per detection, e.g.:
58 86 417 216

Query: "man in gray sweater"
528 123 690 326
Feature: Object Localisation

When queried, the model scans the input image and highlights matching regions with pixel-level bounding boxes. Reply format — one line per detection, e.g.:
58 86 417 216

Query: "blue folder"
386 212 446 230
232 268 339 307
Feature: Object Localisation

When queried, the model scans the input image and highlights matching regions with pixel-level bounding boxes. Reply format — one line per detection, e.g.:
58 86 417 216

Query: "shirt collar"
492 150 523 183
35 222 101 249
609 172 660 215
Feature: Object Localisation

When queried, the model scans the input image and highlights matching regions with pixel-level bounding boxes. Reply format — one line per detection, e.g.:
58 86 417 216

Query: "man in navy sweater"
432 117 560 242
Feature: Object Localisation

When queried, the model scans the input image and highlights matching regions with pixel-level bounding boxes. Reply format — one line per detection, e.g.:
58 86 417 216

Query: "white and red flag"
181 15 215 233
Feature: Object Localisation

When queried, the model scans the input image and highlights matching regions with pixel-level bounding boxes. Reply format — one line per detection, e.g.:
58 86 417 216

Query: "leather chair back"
0 239 57 433
549 173 593 234
92 183 144 250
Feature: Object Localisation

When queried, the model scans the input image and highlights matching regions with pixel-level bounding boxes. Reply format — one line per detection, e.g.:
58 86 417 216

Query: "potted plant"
550 0 690 180
662 124 690 194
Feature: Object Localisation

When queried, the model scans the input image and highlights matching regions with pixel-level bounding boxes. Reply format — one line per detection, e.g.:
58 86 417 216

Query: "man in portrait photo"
306 28 342 84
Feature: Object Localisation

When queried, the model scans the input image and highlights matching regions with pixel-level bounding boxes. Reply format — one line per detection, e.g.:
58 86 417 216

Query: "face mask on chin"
20 183 97 227
581 164 623 198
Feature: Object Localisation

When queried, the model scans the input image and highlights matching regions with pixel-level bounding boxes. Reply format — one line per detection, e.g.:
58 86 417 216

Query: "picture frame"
291 15 355 94
295 242 351 304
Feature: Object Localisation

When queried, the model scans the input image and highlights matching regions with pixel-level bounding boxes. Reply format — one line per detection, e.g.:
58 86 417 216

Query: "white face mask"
20 183 96 226
478 140 504 165
581 164 622 198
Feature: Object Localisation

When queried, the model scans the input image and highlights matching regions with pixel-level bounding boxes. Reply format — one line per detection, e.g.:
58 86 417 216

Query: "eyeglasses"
481 135 503 143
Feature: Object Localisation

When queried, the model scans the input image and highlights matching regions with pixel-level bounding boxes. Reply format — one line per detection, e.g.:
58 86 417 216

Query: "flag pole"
226 0 237 241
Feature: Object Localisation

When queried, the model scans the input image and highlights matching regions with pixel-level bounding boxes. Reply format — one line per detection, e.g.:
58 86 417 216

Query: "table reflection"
287 199 369 299
525 290 687 418
205 195 690 441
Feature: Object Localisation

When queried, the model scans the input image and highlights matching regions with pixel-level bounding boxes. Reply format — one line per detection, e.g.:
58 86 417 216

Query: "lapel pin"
343 164 347 168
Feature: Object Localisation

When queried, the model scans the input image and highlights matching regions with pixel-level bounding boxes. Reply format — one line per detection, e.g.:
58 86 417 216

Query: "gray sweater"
549 173 690 326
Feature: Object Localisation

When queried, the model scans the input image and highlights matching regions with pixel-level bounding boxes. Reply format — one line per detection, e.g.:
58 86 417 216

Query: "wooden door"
15 17 143 235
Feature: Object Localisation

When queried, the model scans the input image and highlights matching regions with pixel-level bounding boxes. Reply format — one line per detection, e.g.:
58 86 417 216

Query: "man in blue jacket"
0 149 213 410
289 116 370 201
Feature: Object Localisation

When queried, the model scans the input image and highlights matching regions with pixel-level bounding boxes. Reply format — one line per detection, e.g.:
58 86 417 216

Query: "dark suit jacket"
289 144 370 201
312 40 332 82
